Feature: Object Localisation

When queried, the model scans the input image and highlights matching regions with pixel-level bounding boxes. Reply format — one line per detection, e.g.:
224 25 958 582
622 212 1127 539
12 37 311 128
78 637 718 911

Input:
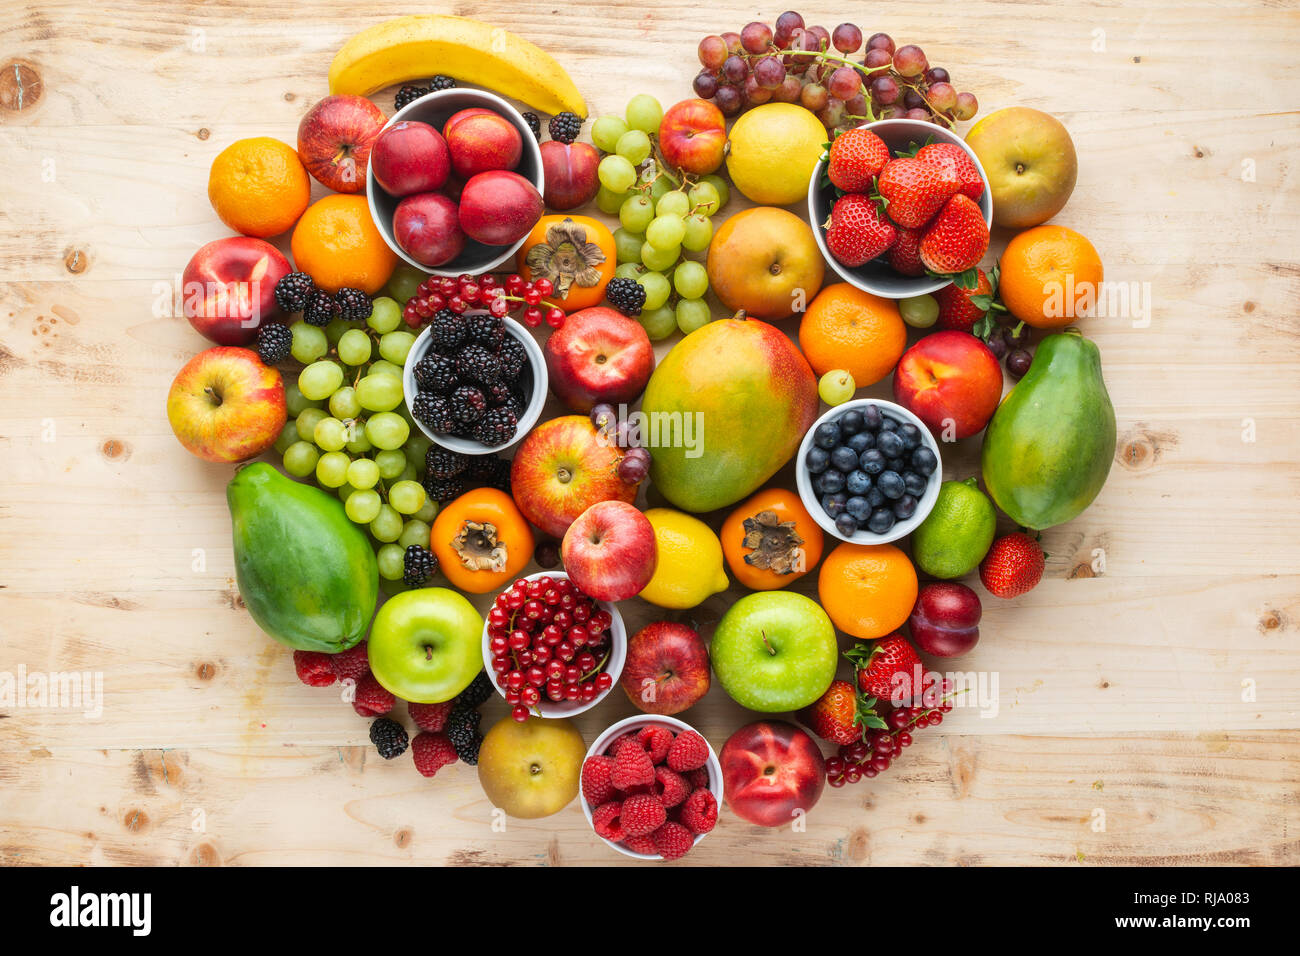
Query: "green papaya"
227 462 378 652
980 329 1116 529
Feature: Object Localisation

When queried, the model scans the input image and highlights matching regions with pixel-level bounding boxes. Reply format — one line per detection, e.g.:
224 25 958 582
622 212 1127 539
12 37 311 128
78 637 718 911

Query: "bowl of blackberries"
403 309 547 455
796 398 942 545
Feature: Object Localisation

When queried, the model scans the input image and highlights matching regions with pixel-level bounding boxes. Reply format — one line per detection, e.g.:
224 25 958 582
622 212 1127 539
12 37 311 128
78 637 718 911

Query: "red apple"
540 141 600 211
442 107 496 139
893 330 1003 439
182 237 291 346
459 170 544 247
658 98 727 176
296 94 387 194
561 501 657 602
445 111 523 179
393 192 465 268
620 622 711 716
166 347 286 463
371 120 450 197
544 307 655 413
720 720 826 828
909 582 982 657
510 415 638 538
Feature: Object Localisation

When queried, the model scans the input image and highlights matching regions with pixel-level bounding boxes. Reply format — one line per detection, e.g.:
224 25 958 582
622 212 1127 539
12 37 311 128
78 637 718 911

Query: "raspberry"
352 673 396 717
620 792 667 837
652 821 694 860
609 732 644 756
623 833 658 855
411 731 458 777
293 650 336 687
330 641 370 683
581 755 616 806
680 788 718 834
666 730 710 772
637 725 673 764
611 742 655 791
369 717 408 759
654 766 690 808
408 700 454 733
684 767 711 791
591 801 625 842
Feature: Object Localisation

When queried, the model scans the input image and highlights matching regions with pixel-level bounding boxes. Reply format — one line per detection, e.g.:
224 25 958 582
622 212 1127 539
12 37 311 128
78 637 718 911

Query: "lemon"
725 103 828 206
639 508 729 609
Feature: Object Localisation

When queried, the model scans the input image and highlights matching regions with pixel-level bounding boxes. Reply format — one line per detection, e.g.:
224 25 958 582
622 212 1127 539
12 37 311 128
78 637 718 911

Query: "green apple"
711 592 838 712
368 587 483 703
964 106 1077 229
477 716 586 819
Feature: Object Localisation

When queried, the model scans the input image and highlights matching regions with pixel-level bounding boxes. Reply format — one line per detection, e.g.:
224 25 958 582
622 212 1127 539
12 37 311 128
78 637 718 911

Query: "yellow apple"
477 716 585 819
964 107 1077 229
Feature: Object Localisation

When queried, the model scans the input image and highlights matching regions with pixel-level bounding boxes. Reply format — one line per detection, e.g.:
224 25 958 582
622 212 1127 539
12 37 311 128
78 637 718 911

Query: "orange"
290 194 398 295
207 137 310 238
798 283 907 388
998 225 1103 329
817 541 917 640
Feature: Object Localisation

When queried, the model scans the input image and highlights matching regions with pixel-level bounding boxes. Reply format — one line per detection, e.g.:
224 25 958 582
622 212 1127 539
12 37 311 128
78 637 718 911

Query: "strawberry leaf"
953 267 979 291
968 294 994 311
972 314 997 342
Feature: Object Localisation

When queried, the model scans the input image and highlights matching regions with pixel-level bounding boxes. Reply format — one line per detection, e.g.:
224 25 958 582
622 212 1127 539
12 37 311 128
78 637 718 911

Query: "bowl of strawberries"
808 118 993 299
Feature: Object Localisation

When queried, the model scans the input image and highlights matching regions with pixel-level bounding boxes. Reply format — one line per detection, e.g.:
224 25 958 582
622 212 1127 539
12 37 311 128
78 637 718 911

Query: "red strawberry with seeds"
919 194 989 275
828 128 891 192
979 532 1046 599
846 634 924 704
916 142 985 201
887 224 926 277
875 157 960 228
936 267 997 334
798 679 872 746
825 193 896 268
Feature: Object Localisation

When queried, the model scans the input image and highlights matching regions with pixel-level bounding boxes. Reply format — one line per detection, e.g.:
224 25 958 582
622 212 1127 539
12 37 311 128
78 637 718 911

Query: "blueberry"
846 431 874 454
821 491 848 518
892 494 918 520
910 445 938 475
859 448 886 475
866 487 886 508
845 495 872 520
877 470 905 499
878 415 897 432
876 429 904 458
839 409 864 435
898 423 922 451
816 469 846 494
867 507 895 534
835 512 860 537
813 421 841 449
845 469 872 495
861 404 883 431
805 446 830 475
830 446 859 472
887 457 906 473
903 471 929 497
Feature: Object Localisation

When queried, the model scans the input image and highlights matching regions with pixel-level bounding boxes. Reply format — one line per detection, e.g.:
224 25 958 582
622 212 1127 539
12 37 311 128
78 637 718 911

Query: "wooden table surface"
2 0 1298 867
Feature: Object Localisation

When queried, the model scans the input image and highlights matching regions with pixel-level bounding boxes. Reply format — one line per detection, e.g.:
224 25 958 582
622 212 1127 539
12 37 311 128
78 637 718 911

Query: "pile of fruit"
164 10 1117 858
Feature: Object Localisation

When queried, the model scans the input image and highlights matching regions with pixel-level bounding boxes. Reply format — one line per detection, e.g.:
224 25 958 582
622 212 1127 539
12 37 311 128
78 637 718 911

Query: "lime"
911 477 996 579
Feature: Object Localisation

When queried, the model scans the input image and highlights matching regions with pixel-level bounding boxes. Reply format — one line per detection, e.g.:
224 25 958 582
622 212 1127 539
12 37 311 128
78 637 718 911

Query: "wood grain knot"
1099 679 1110 689
1121 438 1153 469
122 808 148 833
393 828 412 848
0 60 42 112
1258 610 1284 633
186 842 222 866
197 127 210 140
283 91 296 102
1243 301 1256 313
1069 563 1094 579
101 438 130 461
195 661 217 681
63 246 88 275
847 827 871 862
1192 146 1206 158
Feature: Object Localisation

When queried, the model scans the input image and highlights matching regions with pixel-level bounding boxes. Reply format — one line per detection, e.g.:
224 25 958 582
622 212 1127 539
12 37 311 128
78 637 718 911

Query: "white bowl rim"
579 714 724 861
479 570 627 719
795 397 944 545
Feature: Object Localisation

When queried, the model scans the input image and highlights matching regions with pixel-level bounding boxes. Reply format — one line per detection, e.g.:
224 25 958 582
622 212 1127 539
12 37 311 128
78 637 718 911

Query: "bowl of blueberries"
795 399 942 545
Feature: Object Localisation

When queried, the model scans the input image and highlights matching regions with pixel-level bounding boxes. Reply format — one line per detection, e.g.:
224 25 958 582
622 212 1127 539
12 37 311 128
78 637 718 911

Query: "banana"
329 15 587 118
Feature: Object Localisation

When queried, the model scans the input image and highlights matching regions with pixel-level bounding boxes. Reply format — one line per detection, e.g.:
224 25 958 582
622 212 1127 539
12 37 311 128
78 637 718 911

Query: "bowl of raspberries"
403 309 546 454
580 715 722 861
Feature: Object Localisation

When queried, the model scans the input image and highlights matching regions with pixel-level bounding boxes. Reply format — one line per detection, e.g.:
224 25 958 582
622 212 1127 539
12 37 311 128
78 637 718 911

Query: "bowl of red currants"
481 571 627 720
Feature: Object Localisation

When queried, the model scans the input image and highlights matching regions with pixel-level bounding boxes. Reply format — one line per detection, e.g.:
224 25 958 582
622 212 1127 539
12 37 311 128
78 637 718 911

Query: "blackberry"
402 545 438 587
429 309 467 352
474 407 517 447
394 84 429 111
445 705 483 765
255 323 292 365
416 394 455 433
334 287 372 321
456 344 501 385
465 312 505 349
369 717 409 759
507 389 528 418
425 446 470 480
303 289 337 327
414 352 459 393
429 75 457 92
605 276 647 317
422 473 465 503
274 271 316 313
451 385 487 424
549 111 583 144
465 455 512 494
521 111 542 141
496 338 528 379
483 380 514 408
456 671 495 709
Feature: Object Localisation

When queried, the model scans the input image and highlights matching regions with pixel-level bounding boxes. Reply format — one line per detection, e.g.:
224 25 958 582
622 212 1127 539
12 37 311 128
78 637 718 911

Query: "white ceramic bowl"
402 313 547 455
580 715 723 861
366 88 544 276
480 571 627 719
795 398 943 545
808 118 994 298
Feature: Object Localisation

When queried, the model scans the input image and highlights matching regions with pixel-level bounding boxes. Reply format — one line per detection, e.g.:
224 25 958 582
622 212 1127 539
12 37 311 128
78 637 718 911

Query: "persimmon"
517 215 615 312
431 488 534 594
720 488 824 591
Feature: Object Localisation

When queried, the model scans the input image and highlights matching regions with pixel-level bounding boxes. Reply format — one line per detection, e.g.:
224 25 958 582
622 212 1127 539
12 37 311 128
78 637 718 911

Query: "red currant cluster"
825 699 954 786
402 273 566 330
486 574 617 721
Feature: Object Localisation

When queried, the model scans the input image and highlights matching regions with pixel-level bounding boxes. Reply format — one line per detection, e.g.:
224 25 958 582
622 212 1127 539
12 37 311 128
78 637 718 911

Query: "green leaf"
972 314 997 342
953 267 979 291
968 294 994 311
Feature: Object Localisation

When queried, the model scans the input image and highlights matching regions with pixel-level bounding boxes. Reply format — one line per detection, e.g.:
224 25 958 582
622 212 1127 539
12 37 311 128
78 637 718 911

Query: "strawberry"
845 635 923 704
875 157 959 229
935 266 1006 336
979 532 1046 599
827 128 891 192
887 224 926 277
799 678 885 745
919 194 989 276
825 193 896 267
916 142 985 201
